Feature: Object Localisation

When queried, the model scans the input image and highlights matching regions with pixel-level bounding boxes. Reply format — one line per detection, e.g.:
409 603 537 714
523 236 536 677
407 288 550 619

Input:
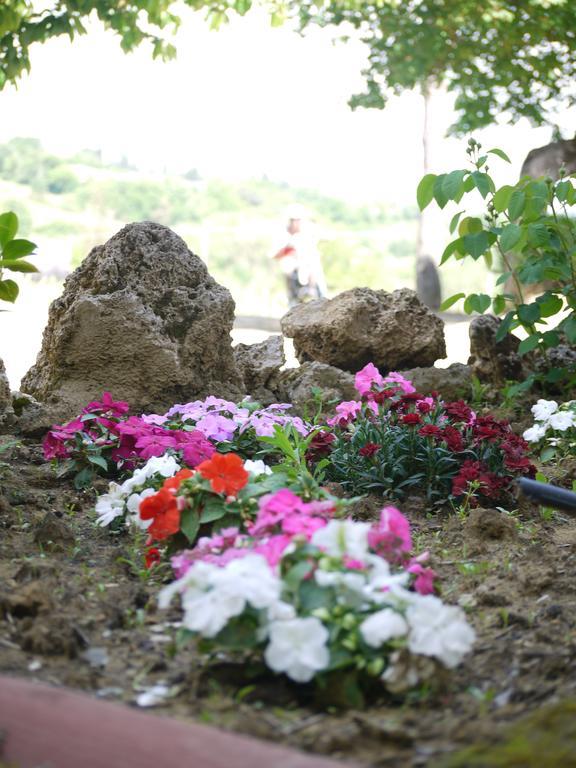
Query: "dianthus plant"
310 363 535 507
43 393 214 489
523 398 576 462
160 497 475 707
141 397 309 460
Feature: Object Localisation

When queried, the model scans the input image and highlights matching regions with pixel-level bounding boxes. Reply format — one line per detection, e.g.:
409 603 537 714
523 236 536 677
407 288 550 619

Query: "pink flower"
254 534 293 566
368 506 412 560
282 513 326 537
82 391 130 417
408 562 437 595
327 400 362 427
355 363 384 397
383 372 415 394
195 414 238 442
249 489 304 535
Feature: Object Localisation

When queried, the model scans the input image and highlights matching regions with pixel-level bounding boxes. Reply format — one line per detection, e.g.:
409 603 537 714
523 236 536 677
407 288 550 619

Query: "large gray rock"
399 363 473 401
468 315 524 385
275 362 357 417
21 222 243 419
234 335 285 404
0 358 13 430
281 287 446 372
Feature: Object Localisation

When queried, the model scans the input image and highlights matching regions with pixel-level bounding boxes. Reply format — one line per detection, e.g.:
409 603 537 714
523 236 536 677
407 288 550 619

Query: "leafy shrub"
418 139 576 387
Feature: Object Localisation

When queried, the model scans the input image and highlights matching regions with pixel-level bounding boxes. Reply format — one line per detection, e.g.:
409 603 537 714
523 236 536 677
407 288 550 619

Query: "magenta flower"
354 362 384 397
383 372 415 394
82 391 130 417
368 506 412 560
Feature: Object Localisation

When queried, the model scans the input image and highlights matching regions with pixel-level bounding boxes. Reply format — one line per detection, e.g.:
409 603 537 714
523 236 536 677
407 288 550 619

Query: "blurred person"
271 204 326 307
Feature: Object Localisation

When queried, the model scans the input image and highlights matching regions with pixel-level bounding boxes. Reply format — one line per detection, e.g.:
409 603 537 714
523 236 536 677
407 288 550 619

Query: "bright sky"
0 6 570 203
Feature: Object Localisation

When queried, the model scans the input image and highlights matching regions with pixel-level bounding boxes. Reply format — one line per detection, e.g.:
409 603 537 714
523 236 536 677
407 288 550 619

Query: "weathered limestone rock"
234 335 285 404
275 362 357 417
0 358 14 430
21 222 242 419
468 315 524 385
281 288 446 373
399 363 473 401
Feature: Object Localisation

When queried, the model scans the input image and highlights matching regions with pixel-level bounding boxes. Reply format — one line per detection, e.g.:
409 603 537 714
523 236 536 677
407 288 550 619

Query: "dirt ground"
1 435 575 767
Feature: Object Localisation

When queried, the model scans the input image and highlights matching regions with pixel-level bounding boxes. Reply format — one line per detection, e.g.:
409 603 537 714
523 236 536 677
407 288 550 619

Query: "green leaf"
416 173 437 210
199 498 227 523
492 295 506 314
458 216 483 236
471 171 493 198
0 212 18 247
2 238 37 260
463 293 491 314
487 148 512 163
462 230 494 259
442 169 467 201
562 315 576 343
439 292 465 311
495 311 516 342
518 335 540 355
0 259 38 273
74 467 93 490
493 185 514 212
180 507 200 543
87 454 108 471
432 174 449 209
508 189 526 220
449 210 464 234
541 330 560 348
536 294 563 318
517 303 541 324
526 222 550 247
540 446 556 463
495 271 512 287
0 279 19 303
555 180 572 202
440 238 462 265
499 223 522 252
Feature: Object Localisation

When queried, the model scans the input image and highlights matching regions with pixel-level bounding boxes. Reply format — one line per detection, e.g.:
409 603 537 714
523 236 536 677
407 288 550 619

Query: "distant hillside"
0 137 489 315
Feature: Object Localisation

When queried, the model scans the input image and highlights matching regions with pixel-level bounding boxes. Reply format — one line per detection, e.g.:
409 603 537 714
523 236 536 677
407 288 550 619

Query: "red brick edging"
0 675 356 768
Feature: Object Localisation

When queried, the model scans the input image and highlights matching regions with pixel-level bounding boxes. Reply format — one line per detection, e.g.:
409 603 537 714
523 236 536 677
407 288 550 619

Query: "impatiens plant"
523 398 576 461
160 501 474 707
310 363 535 508
44 393 215 488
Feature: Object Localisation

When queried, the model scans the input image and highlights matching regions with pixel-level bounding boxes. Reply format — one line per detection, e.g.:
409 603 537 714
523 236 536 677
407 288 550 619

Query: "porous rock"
468 314 524 384
21 222 243 419
234 335 285 404
0 357 14 429
399 363 473 401
281 287 446 372
274 362 357 416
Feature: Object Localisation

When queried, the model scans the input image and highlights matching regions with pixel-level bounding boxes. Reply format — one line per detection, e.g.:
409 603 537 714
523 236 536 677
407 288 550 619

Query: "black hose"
518 477 576 513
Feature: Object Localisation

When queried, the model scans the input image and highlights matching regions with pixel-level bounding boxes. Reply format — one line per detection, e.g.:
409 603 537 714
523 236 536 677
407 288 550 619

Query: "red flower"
444 400 474 423
306 430 336 463
416 400 433 414
145 547 161 569
373 388 398 404
197 452 249 496
140 488 181 541
441 425 464 452
163 468 195 493
418 424 442 438
401 413 422 426
359 442 381 457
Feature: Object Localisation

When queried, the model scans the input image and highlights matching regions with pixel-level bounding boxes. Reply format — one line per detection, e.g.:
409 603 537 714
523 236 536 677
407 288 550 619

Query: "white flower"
360 609 408 648
548 410 576 432
95 482 126 526
158 555 281 638
522 423 547 443
311 520 370 561
266 601 297 622
264 617 330 682
531 399 558 422
243 459 273 477
143 453 181 478
364 555 411 602
127 488 155 529
406 594 475 669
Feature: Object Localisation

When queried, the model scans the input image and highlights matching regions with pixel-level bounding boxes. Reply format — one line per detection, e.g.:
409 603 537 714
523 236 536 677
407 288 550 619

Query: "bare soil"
1 436 575 767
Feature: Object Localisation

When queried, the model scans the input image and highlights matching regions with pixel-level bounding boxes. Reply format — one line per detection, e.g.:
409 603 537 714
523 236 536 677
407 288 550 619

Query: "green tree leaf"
0 279 19 303
518 335 540 355
499 223 522 252
462 230 494 259
2 238 37 260
493 185 514 212
517 303 541 324
507 189 526 220
0 259 38 272
439 292 465 311
0 211 18 247
416 173 437 210
463 293 491 314
470 171 493 198
487 148 511 163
